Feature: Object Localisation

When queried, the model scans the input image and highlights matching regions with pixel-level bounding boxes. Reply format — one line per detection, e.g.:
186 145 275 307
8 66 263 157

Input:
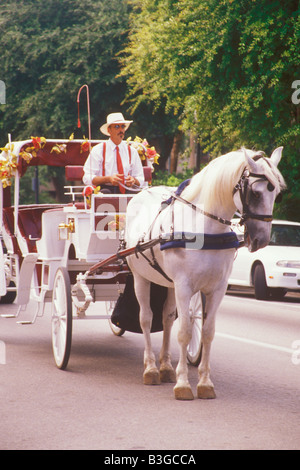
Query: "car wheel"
253 264 271 300
270 287 286 300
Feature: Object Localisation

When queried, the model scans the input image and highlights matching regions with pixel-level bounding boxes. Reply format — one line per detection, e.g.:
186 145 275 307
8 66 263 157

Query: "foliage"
152 168 194 187
1 0 299 219
0 0 131 143
0 0 133 203
121 0 300 220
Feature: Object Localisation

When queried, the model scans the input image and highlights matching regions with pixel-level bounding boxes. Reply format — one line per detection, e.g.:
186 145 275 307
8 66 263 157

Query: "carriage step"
15 253 39 305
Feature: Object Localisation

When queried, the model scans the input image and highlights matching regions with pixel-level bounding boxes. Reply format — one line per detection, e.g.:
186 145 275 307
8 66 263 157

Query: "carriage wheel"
187 291 205 366
51 268 72 369
106 300 125 337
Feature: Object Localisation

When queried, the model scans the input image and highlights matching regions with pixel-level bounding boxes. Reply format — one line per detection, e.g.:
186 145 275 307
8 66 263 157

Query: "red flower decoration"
146 148 157 159
80 141 90 153
31 136 46 150
32 137 42 149
82 185 94 196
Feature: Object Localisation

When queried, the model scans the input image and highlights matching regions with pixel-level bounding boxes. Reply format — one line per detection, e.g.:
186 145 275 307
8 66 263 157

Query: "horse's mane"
181 149 286 213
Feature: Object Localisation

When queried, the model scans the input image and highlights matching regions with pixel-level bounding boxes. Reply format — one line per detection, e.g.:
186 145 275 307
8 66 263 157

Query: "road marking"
224 294 300 311
215 332 294 355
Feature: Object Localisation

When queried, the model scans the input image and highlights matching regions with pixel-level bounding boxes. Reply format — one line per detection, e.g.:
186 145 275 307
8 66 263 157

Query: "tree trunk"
169 131 183 174
188 132 197 169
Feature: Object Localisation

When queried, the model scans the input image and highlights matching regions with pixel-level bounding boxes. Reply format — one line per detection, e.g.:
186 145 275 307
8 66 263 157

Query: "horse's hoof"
160 367 176 383
174 385 194 401
143 368 161 385
197 384 216 399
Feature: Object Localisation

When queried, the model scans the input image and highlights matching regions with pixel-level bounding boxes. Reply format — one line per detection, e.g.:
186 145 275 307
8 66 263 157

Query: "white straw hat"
100 112 133 136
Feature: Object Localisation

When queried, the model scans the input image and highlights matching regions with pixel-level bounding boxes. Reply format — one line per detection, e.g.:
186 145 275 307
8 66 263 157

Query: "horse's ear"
270 146 283 167
243 148 259 173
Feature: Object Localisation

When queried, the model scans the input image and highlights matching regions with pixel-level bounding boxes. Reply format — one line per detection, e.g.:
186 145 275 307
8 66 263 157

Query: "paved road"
0 292 299 450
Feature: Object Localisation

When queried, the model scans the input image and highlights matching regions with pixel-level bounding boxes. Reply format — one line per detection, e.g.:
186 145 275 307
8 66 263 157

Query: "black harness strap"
232 167 274 225
136 246 173 283
172 193 233 226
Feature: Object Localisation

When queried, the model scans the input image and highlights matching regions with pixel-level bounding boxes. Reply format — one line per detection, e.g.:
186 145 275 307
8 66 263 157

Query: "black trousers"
100 185 135 195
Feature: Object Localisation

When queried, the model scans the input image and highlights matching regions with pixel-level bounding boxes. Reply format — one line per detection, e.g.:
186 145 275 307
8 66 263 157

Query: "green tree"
0 0 131 143
0 0 134 203
121 0 300 220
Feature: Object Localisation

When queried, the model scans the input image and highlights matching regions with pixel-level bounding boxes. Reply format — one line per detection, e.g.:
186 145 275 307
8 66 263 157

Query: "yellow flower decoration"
126 136 160 165
19 136 47 161
108 214 126 232
0 142 17 188
51 143 67 154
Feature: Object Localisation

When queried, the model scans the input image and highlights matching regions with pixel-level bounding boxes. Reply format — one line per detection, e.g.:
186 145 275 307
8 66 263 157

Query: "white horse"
125 147 286 400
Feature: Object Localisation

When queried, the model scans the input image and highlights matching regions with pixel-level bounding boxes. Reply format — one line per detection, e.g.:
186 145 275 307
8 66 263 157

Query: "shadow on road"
226 287 300 304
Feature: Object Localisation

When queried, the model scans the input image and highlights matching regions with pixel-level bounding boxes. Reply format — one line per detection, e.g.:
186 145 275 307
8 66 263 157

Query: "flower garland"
108 214 126 232
0 134 159 188
0 136 47 187
19 136 47 163
80 138 90 153
0 142 17 188
126 136 160 166
82 184 101 207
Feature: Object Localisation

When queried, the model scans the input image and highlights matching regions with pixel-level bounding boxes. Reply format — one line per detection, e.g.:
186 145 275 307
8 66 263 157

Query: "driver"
83 113 144 193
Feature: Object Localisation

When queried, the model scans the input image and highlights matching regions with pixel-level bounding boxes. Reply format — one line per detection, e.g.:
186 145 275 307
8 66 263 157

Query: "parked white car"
228 220 300 300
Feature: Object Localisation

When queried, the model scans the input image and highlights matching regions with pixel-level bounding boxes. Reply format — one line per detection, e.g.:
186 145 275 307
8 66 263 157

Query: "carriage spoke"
51 268 72 369
187 292 203 367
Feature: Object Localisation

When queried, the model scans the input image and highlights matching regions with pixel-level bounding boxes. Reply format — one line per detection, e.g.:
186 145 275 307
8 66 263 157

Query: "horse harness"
134 157 282 283
233 156 282 226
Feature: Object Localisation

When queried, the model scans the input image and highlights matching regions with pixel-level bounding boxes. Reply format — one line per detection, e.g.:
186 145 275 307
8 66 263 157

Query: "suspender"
102 142 106 175
102 143 131 176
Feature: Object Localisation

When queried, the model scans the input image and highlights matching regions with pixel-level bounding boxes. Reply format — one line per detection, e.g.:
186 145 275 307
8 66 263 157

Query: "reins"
171 193 233 226
88 160 281 281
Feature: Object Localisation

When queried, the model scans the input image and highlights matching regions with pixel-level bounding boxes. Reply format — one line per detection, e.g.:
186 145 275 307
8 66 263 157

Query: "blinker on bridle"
233 166 282 225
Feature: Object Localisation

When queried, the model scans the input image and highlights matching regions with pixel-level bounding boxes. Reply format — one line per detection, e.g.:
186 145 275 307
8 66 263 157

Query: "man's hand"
125 174 139 187
109 173 124 186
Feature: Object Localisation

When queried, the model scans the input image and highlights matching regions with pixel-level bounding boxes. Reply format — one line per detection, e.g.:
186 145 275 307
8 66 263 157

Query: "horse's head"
233 147 286 252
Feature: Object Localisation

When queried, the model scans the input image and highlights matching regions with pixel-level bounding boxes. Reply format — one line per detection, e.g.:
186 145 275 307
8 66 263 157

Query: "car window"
269 225 300 247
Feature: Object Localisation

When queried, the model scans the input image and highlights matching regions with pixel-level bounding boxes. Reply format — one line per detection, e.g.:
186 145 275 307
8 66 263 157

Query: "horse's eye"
267 182 275 192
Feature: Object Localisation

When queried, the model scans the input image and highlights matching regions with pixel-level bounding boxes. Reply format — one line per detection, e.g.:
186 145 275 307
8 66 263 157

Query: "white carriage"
0 137 203 370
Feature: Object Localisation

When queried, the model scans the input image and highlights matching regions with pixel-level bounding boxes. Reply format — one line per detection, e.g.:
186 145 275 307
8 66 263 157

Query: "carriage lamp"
58 219 75 240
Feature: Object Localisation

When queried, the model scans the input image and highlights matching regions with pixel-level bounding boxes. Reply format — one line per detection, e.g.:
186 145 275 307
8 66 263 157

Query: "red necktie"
116 146 125 194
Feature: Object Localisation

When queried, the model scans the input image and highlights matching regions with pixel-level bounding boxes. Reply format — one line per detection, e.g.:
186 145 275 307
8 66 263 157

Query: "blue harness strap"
160 231 240 251
160 179 240 251
162 179 191 207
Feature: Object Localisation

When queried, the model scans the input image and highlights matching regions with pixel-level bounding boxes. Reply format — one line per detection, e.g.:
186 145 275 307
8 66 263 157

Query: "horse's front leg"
133 274 160 385
159 288 176 383
197 288 226 399
173 288 194 400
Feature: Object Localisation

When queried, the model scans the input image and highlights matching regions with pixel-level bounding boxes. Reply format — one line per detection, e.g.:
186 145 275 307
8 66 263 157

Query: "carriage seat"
17 205 64 253
65 165 152 183
2 206 22 256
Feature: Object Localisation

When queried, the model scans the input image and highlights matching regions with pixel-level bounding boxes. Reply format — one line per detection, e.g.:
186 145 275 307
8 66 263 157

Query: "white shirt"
83 139 145 186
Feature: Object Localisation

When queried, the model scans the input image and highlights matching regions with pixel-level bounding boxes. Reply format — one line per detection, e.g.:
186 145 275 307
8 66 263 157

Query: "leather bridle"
232 166 280 226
